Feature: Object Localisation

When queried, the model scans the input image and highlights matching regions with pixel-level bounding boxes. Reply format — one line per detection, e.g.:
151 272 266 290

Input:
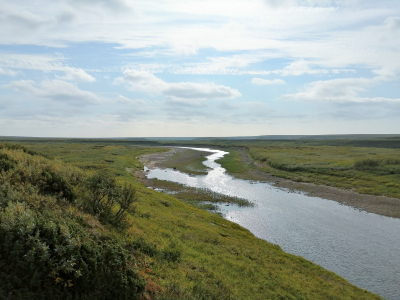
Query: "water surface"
146 148 400 300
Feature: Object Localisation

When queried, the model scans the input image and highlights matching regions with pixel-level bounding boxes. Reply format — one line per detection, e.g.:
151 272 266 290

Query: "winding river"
146 148 400 300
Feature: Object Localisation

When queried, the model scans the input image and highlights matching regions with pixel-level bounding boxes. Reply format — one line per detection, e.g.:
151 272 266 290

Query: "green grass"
215 150 249 174
0 139 383 299
247 144 400 198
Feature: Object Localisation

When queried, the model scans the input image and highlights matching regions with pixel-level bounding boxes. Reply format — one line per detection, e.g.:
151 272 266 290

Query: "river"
146 147 400 300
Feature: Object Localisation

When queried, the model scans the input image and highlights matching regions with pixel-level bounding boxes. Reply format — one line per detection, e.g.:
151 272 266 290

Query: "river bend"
146 148 400 300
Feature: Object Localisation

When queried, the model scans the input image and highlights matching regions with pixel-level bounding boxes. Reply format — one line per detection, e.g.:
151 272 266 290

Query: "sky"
0 0 400 137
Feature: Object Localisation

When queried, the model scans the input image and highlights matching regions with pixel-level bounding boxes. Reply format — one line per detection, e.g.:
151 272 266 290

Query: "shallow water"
146 148 400 300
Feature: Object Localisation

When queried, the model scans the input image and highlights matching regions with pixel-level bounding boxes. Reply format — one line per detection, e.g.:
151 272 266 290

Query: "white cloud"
0 54 97 82
2 79 100 104
1 0 398 74
113 95 152 121
263 0 298 9
56 67 96 82
278 59 329 76
281 77 400 103
208 55 262 69
251 78 286 85
115 69 241 101
67 0 134 14
165 98 207 107
115 70 168 94
123 60 354 76
165 82 240 100
0 53 64 71
117 95 147 106
0 67 18 76
372 67 400 81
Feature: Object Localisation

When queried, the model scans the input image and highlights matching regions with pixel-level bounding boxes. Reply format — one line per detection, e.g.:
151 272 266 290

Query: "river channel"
145 147 400 300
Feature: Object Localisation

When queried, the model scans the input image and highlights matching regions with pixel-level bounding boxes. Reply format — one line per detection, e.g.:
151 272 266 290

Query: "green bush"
0 202 145 300
354 159 381 170
130 237 159 257
161 249 181 263
85 172 138 225
0 153 17 172
38 169 75 202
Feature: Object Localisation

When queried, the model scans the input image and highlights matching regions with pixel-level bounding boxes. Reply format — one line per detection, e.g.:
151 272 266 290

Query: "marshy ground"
139 146 400 219
136 147 253 211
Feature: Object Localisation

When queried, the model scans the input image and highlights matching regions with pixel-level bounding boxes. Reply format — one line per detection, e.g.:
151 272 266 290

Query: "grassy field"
247 144 400 198
215 149 249 175
0 139 383 299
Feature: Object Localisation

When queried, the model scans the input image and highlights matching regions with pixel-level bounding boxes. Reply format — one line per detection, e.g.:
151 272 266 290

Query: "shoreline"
138 147 400 219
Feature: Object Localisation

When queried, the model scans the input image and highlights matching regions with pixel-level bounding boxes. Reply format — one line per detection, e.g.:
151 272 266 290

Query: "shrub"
114 184 138 224
0 153 17 172
161 249 181 263
130 238 159 257
86 171 116 210
0 202 145 300
38 169 75 202
354 159 381 170
85 172 138 225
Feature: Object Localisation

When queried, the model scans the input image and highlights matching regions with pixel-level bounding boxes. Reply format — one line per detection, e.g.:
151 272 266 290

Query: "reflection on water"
146 148 400 300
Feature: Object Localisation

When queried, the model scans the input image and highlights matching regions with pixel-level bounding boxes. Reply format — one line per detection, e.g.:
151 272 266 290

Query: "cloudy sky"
1 0 400 137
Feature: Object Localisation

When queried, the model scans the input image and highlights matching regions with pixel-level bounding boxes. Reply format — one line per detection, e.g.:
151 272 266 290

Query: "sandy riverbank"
137 147 400 219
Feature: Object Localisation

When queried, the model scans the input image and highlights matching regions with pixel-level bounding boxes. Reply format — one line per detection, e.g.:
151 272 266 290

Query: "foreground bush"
0 202 145 300
0 146 145 299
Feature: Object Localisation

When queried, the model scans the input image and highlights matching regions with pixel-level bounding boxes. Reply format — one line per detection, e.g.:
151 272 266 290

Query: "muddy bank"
138 147 187 170
139 147 213 175
247 169 400 218
136 147 400 219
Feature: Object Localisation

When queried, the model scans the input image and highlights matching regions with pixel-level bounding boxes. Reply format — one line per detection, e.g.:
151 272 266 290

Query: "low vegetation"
215 150 248 175
160 149 211 175
0 143 145 300
0 139 383 299
144 178 254 213
247 144 400 198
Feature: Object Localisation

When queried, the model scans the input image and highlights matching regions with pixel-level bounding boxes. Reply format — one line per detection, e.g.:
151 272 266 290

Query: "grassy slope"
0 140 382 299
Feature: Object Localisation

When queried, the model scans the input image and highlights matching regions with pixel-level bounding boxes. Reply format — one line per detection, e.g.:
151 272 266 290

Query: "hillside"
0 141 382 299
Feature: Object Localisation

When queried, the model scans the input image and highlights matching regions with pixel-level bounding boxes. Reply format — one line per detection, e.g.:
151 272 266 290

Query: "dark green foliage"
38 169 75 202
129 238 181 263
86 171 116 214
115 184 138 224
85 172 138 225
353 158 400 174
161 249 181 263
354 159 380 170
0 202 145 300
383 158 400 165
0 146 146 299
0 153 17 172
130 238 159 257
